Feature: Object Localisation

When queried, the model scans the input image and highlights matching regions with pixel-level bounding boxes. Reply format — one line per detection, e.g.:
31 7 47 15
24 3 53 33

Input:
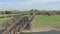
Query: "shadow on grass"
21 30 60 34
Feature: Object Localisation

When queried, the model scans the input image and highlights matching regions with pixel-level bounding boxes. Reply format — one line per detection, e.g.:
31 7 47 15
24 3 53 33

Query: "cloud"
0 0 60 6
18 0 60 5
0 0 60 10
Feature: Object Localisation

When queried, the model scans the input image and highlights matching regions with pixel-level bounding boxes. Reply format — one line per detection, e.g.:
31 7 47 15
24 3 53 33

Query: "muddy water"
21 30 60 34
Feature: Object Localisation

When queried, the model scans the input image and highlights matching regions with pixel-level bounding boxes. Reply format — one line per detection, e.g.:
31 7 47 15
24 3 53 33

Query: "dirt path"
31 25 60 32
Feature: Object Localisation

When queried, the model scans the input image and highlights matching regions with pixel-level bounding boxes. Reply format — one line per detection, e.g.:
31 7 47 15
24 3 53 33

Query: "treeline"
28 9 60 16
0 9 60 16
0 10 20 14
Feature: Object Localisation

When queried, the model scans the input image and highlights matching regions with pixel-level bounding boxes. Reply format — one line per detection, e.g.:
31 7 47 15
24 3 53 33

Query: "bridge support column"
12 28 17 34
19 24 23 34
24 20 31 30
9 31 11 34
16 25 21 34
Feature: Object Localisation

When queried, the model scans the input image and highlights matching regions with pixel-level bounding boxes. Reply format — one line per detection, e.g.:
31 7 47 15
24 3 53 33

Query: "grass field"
0 18 10 24
32 15 60 28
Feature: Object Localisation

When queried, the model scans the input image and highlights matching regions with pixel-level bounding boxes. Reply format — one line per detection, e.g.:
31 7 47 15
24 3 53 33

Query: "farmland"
0 17 10 24
32 15 60 28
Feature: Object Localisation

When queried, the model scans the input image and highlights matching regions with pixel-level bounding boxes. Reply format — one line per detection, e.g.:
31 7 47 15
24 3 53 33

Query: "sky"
0 0 60 11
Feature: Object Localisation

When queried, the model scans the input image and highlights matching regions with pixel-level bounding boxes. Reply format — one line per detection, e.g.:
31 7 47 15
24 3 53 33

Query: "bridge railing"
2 16 24 34
1 15 35 34
0 15 21 34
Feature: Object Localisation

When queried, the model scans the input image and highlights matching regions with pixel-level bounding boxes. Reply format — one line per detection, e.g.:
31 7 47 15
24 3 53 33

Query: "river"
21 30 60 34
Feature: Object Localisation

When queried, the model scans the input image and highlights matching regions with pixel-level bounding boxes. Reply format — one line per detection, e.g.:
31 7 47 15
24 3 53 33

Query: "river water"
21 30 60 34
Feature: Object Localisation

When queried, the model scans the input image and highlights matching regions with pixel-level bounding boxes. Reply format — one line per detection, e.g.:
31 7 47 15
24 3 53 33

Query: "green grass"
32 15 60 26
0 17 10 24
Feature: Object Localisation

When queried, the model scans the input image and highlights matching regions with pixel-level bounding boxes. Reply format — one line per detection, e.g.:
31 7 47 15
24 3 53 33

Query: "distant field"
32 15 60 28
0 18 10 24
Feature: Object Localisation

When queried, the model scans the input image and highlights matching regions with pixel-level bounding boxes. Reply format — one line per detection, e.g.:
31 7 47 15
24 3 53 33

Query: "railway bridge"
0 15 35 34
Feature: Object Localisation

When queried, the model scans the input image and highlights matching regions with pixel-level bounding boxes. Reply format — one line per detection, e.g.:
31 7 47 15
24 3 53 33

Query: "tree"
5 11 11 14
30 13 33 15
47 12 51 16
